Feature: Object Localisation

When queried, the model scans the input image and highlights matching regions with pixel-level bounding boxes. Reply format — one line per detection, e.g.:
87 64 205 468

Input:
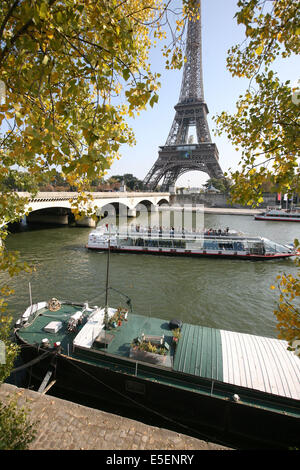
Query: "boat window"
159 239 173 248
173 239 186 248
145 239 159 247
119 238 133 247
217 241 234 251
247 241 265 255
134 238 145 247
278 244 289 253
233 241 245 251
265 241 289 253
203 240 218 250
264 240 277 253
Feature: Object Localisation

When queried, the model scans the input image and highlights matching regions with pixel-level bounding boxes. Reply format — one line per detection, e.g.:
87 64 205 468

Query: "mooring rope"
11 350 53 374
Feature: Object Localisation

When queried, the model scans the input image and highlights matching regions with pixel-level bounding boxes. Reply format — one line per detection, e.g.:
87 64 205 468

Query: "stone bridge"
15 191 170 227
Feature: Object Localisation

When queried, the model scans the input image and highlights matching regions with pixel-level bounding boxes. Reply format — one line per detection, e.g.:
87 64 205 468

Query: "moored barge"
14 299 300 449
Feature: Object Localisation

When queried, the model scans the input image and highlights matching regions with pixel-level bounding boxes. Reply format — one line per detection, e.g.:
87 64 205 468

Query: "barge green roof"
173 324 223 381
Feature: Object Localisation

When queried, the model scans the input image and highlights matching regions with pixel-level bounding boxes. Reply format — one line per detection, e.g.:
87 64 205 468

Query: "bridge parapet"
15 191 170 202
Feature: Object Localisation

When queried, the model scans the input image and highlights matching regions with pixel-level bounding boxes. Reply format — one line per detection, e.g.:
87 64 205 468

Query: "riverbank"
203 207 261 215
0 383 231 450
164 204 262 215
169 191 280 211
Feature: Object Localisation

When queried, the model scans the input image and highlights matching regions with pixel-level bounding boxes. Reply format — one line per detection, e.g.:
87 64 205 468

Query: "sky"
106 0 299 188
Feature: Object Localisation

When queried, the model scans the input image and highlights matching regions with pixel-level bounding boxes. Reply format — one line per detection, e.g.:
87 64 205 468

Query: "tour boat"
14 296 300 449
254 208 300 222
86 226 295 260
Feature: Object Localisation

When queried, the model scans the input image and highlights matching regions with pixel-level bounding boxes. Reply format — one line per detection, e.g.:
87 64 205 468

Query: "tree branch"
0 0 21 42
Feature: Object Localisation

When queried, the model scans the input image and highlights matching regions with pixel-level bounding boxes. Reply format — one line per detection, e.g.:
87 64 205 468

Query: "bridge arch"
157 198 169 206
26 206 72 225
96 201 131 215
134 199 155 210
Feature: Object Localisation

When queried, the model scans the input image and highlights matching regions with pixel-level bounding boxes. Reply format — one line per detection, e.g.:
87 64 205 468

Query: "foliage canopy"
215 0 299 207
0 0 199 218
0 0 200 448
0 0 200 307
215 0 300 352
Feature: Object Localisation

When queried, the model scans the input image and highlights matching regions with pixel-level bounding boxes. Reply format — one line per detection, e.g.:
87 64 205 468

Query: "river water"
3 212 299 339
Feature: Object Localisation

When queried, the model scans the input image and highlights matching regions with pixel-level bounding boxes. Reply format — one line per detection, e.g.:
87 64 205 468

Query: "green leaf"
56 11 63 23
39 2 48 19
149 94 159 108
122 69 130 81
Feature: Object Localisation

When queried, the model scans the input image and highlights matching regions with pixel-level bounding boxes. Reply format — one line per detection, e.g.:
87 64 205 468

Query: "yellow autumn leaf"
255 44 264 55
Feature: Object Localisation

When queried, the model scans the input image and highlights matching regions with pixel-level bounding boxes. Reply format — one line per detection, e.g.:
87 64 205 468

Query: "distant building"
119 180 126 192
205 184 220 193
176 187 202 194
189 187 202 194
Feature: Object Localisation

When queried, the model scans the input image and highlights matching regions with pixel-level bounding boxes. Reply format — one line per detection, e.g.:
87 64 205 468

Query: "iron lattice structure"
143 2 224 191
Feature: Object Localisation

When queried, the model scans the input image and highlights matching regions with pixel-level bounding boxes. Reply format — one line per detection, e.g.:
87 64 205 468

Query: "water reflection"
2 213 299 340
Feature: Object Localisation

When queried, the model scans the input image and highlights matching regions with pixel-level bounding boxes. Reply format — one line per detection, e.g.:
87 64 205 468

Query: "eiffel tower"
143 1 223 191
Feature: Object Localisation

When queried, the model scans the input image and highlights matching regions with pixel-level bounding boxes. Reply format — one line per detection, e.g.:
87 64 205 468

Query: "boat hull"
86 245 294 261
16 337 300 450
255 215 300 222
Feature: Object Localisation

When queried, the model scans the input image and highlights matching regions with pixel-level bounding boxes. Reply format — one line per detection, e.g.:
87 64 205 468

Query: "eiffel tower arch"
143 1 223 191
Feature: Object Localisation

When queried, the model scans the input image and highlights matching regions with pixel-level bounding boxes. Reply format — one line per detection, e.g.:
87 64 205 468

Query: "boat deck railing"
93 230 256 242
91 231 271 246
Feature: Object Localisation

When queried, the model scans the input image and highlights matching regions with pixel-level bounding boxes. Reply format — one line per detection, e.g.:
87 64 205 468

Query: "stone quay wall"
170 192 278 209
0 383 230 451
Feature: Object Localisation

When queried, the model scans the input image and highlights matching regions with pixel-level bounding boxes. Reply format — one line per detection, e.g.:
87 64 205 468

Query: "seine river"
3 212 300 339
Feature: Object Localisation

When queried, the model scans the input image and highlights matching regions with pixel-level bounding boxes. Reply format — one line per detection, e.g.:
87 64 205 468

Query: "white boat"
86 226 295 260
255 208 300 222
